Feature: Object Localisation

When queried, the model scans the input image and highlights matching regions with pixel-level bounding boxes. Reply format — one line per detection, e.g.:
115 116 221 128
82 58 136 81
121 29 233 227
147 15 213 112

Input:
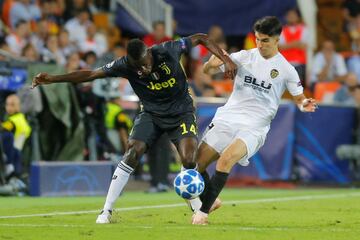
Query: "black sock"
199 171 211 202
200 170 229 214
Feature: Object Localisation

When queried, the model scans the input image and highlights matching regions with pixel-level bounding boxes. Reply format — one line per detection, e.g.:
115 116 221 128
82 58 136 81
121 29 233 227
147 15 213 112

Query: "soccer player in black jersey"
32 33 237 223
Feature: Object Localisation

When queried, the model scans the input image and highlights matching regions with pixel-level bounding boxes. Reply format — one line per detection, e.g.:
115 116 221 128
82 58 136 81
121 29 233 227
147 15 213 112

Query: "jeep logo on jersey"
147 78 176 90
244 76 272 91
270 69 279 78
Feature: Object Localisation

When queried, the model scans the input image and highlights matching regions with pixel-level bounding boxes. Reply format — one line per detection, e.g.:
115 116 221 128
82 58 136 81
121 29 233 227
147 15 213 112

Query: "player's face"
255 32 279 59
131 49 153 76
5 96 19 115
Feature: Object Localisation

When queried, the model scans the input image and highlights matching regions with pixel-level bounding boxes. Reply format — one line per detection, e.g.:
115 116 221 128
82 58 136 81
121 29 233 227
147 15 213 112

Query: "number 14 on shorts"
180 123 197 135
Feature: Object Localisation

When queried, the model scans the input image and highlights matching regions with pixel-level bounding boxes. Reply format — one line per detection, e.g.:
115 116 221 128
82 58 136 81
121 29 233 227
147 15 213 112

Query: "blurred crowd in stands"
0 0 360 195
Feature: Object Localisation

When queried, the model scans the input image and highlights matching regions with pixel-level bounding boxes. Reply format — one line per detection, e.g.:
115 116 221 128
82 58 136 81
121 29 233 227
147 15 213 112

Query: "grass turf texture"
0 188 360 240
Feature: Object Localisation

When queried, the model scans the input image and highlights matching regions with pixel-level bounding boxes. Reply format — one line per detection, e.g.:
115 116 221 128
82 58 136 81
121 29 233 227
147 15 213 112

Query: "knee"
122 141 146 168
180 150 196 169
216 154 236 173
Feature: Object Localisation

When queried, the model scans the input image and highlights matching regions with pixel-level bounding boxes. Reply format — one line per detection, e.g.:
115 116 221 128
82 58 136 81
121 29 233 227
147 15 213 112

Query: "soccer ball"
173 169 204 199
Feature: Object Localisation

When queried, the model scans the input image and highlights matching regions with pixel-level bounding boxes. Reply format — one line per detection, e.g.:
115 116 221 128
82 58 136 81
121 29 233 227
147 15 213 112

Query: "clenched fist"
32 72 53 89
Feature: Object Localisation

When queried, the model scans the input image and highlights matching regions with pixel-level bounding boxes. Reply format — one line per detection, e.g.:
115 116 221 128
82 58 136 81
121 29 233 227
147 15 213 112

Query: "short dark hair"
15 19 27 28
253 16 282 36
127 39 147 61
152 20 165 29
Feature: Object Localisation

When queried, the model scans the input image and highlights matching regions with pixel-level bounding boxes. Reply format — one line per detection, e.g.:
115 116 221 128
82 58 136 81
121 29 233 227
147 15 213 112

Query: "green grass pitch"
0 188 360 240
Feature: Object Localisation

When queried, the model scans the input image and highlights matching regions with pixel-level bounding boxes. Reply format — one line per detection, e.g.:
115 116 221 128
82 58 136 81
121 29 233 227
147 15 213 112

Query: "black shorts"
129 111 198 148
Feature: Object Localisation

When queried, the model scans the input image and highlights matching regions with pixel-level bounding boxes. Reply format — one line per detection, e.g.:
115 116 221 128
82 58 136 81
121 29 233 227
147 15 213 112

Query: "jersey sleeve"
219 50 247 71
286 66 304 96
161 37 192 60
101 57 127 78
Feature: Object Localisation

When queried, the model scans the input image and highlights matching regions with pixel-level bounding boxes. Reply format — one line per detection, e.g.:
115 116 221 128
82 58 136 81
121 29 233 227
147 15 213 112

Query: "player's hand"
207 54 224 68
300 98 318 112
32 72 53 89
224 59 237 80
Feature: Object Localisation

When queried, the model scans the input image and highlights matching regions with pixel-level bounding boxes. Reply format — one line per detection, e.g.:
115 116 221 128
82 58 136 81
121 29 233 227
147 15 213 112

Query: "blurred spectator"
334 73 360 106
83 50 97 68
188 63 216 97
143 21 171 47
63 0 91 21
349 13 360 44
40 0 64 33
98 42 126 66
146 134 173 193
10 0 41 29
243 32 256 50
191 25 226 64
64 8 91 47
80 22 107 56
347 38 360 81
208 25 225 42
5 20 30 56
58 28 77 58
0 37 11 61
310 40 348 89
65 52 83 72
30 18 49 53
21 42 38 61
279 8 309 86
113 43 126 58
104 97 133 154
0 94 31 179
342 0 360 32
41 34 66 65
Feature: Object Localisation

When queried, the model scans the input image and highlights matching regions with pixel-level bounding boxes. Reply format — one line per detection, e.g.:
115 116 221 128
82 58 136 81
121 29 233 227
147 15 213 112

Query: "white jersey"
214 48 303 131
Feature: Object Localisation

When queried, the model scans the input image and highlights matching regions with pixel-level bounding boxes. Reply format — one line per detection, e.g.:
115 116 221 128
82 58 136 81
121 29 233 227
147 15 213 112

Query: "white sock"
181 164 198 172
103 161 134 211
189 197 202 212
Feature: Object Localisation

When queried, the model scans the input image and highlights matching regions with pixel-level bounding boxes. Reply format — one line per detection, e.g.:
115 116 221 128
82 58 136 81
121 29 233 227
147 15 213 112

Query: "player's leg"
192 138 248 225
177 136 198 169
96 112 160 224
169 113 199 169
185 141 220 212
96 139 147 224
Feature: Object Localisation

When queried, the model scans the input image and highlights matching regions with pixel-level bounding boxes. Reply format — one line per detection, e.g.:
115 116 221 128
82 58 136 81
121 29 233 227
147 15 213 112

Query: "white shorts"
201 121 267 166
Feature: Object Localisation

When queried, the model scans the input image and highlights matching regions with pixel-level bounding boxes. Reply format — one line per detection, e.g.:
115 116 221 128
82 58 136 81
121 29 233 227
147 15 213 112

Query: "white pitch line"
0 223 86 228
0 192 359 220
1 224 359 233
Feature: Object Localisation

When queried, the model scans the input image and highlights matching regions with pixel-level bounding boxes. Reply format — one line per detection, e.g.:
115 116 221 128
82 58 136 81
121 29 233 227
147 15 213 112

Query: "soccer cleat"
96 210 112 224
191 211 208 225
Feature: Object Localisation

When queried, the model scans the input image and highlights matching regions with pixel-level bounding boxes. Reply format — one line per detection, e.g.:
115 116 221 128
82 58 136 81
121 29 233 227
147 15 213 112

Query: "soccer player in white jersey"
190 16 317 225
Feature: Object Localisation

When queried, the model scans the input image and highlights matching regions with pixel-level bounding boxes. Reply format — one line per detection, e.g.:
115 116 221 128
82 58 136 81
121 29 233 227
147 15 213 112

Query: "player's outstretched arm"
203 50 228 74
293 94 318 112
31 68 106 89
189 33 237 79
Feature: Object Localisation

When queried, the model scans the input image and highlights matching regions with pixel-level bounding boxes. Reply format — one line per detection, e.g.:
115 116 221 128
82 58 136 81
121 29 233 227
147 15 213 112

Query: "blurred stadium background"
0 0 359 213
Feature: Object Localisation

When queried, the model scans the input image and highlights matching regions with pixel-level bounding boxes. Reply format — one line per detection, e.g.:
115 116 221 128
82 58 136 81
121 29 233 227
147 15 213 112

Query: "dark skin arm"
189 33 237 79
31 69 106 88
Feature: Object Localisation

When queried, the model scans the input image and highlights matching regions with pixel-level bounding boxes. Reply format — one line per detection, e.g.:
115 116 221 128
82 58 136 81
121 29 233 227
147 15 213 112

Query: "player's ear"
273 36 280 44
